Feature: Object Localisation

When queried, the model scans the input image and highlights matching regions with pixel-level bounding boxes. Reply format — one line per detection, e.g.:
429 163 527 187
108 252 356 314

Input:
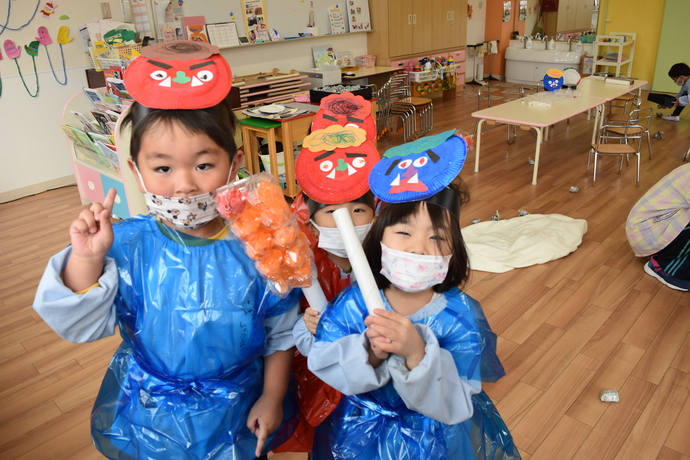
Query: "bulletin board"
150 0 369 42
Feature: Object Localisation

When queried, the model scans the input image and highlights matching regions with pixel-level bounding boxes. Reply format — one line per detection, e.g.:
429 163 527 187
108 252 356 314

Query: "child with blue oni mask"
33 41 300 460
307 130 522 460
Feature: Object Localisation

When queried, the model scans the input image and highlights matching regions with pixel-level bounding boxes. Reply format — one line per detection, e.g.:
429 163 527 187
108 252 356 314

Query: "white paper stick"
302 283 327 313
332 208 384 316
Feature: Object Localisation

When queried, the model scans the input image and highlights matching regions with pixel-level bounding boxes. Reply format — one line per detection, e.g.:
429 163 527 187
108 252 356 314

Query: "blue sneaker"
644 259 690 291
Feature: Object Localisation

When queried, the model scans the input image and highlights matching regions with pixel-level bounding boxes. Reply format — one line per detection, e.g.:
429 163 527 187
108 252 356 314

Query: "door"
412 0 433 54
389 0 414 57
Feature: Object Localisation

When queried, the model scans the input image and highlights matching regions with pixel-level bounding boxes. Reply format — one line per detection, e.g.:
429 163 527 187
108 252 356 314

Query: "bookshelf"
61 88 147 219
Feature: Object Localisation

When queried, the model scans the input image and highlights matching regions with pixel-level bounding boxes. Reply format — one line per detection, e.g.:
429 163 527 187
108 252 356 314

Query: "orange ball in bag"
232 204 262 238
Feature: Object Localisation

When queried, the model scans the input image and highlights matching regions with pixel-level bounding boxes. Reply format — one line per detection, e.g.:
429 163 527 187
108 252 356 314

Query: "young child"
660 62 690 121
33 41 299 460
307 130 521 459
275 98 380 458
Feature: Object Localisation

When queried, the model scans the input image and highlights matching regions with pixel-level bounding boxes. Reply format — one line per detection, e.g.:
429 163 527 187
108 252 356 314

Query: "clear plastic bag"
215 173 314 297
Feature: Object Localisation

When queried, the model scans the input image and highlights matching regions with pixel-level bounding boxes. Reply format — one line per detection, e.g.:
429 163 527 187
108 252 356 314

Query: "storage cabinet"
369 0 467 64
593 32 635 78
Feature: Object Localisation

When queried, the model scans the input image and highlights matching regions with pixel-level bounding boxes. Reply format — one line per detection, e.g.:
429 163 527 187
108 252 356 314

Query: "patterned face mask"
134 164 223 230
380 242 452 293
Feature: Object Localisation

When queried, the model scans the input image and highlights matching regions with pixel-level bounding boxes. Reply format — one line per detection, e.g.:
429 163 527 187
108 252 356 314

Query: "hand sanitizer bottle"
526 36 533 49
549 37 556 50
575 40 583 52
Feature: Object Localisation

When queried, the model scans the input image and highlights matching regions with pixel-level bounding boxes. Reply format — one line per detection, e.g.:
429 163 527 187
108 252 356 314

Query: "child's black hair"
669 63 690 79
122 98 238 165
362 176 471 292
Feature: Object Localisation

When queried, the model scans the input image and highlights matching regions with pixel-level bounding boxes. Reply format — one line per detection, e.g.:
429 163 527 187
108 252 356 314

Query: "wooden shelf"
217 30 371 51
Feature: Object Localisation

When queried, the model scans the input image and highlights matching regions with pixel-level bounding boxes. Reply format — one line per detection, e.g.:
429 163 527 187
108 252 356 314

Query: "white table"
471 77 647 184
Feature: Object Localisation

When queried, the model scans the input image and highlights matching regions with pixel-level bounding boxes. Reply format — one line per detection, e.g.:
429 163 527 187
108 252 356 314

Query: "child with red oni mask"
273 108 379 458
33 41 299 460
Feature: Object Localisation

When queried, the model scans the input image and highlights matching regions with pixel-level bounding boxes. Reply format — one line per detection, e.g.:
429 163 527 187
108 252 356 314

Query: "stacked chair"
376 73 433 142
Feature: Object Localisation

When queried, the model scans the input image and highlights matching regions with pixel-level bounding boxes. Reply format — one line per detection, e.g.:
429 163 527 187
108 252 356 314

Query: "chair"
383 73 434 142
605 104 652 159
587 108 651 186
605 92 640 122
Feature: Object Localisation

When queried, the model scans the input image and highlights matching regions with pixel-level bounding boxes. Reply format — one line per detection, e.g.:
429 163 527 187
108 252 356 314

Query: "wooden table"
341 66 401 89
471 77 647 185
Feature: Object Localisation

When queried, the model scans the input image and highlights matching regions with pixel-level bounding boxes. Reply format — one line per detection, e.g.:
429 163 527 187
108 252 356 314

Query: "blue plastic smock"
54 216 299 459
308 284 521 460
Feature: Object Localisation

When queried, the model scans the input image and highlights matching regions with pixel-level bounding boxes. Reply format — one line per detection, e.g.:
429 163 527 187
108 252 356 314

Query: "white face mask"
311 220 371 258
134 164 223 230
380 242 452 293
677 78 685 87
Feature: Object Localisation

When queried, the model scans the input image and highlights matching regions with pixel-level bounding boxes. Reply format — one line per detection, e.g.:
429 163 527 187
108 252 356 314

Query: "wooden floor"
2 82 690 459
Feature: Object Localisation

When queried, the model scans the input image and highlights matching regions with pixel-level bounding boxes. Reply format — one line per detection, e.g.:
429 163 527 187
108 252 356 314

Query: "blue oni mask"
543 69 564 91
368 129 468 204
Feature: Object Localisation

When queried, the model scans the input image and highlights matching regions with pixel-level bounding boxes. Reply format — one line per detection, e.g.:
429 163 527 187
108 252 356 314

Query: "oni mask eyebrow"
147 60 173 69
384 159 401 176
190 61 216 70
315 151 336 161
345 152 366 158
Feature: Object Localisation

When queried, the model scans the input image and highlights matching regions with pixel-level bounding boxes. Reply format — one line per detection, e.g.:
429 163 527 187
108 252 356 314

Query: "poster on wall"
503 1 512 22
519 0 527 20
328 5 347 34
242 0 270 43
347 0 371 32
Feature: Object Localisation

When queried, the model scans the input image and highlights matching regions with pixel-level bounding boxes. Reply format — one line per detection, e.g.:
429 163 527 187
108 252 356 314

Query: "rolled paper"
332 208 384 316
302 283 327 313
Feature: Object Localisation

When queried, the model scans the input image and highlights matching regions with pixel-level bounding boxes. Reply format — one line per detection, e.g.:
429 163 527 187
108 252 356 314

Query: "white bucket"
260 152 286 176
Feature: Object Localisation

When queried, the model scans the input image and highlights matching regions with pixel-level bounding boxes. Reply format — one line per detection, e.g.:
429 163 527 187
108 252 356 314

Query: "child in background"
308 130 521 459
660 63 690 121
275 98 380 458
626 162 690 291
33 41 299 460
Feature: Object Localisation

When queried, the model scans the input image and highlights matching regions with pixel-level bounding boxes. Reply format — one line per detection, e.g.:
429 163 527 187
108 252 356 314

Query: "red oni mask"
311 92 376 141
296 125 379 204
124 41 232 109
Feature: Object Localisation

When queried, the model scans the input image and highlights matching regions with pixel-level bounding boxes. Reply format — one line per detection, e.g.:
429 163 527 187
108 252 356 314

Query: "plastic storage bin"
409 70 439 82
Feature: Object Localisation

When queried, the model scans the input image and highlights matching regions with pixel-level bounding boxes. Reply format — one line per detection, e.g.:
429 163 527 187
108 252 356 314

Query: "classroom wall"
651 0 690 93
466 0 487 80
597 0 665 84
0 0 366 201
484 0 526 78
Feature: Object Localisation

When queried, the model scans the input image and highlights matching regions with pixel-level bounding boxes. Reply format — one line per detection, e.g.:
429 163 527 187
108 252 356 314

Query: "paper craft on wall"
182 16 207 40
37 26 68 85
328 5 347 34
242 0 269 43
0 0 41 36
347 0 371 31
336 51 354 68
503 1 512 22
519 0 527 20
312 45 336 67
186 24 209 42
5 39 39 97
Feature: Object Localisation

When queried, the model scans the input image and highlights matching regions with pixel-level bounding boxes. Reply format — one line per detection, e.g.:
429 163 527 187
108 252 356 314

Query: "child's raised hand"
303 307 320 335
365 308 427 370
69 188 116 260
